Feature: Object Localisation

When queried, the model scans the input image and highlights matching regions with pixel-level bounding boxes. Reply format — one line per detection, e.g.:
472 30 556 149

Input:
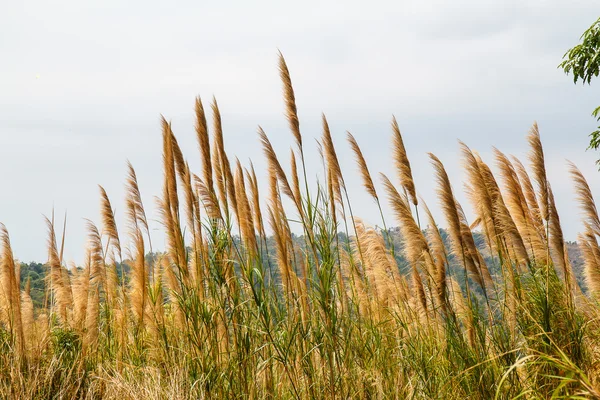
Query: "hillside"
18 227 589 310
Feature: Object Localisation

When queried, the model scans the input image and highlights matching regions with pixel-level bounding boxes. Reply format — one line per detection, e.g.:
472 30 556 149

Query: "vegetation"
2 55 600 398
560 16 600 160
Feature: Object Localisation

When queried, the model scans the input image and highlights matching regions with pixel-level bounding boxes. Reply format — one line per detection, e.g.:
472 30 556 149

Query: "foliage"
559 17 600 161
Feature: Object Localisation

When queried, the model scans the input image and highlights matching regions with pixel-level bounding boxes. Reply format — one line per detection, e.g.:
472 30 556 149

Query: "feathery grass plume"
512 156 546 239
159 124 189 309
321 116 365 301
32 310 50 355
279 51 302 154
290 149 302 208
264 164 296 292
85 286 100 354
527 122 549 222
234 159 257 258
321 115 343 185
473 155 530 319
166 124 196 273
86 220 105 289
72 250 91 332
326 168 338 228
579 226 600 297
270 175 299 297
58 214 67 267
106 254 120 319
171 137 197 237
98 186 123 319
45 217 72 325
170 128 206 282
317 139 326 175
212 132 229 215
568 161 600 236
267 204 293 298
126 162 151 240
322 114 344 207
456 202 494 289
495 150 530 227
348 130 398 256
194 174 222 220
279 136 326 287
211 97 238 217
161 117 180 220
380 175 428 311
410 257 429 316
495 149 548 264
60 263 74 306
0 224 24 354
460 144 518 259
147 253 165 346
462 145 527 270
382 174 445 313
475 152 530 270
190 171 205 283
347 132 378 200
161 237 186 331
99 186 122 260
225 153 239 223
130 229 147 329
548 185 576 293
126 161 155 286
391 116 417 207
160 119 188 280
0 240 10 330
257 127 296 207
422 200 447 265
267 159 281 213
161 253 180 307
339 243 367 306
85 219 120 345
448 277 474 343
246 162 266 238
429 153 486 291
350 221 380 303
195 96 214 192
353 220 408 307
0 282 7 333
380 175 428 272
157 191 187 291
327 166 340 226
81 225 101 351
427 153 462 242
20 281 34 355
461 142 498 251
180 161 203 283
170 129 187 187
421 199 449 309
290 244 310 325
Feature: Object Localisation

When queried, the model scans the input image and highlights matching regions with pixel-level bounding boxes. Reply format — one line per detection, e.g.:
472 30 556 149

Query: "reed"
1 57 599 400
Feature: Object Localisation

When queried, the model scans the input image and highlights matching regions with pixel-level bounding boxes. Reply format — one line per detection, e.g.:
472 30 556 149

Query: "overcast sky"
1 0 599 264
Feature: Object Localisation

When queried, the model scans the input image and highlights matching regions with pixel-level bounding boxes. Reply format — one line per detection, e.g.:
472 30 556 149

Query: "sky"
1 0 599 264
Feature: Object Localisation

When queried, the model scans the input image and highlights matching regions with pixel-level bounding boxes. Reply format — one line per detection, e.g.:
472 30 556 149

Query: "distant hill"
18 228 588 309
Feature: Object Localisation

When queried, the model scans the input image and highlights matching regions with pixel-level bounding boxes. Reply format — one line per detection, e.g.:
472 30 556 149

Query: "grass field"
1 55 600 399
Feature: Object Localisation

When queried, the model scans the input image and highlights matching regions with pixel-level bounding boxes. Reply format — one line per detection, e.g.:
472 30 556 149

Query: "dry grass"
1 56 600 399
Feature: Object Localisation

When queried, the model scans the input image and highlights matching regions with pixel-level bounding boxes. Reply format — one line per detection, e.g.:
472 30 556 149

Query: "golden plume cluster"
2 55 600 399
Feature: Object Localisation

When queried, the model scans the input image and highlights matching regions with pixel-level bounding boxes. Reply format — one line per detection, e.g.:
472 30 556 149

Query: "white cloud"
0 0 599 262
